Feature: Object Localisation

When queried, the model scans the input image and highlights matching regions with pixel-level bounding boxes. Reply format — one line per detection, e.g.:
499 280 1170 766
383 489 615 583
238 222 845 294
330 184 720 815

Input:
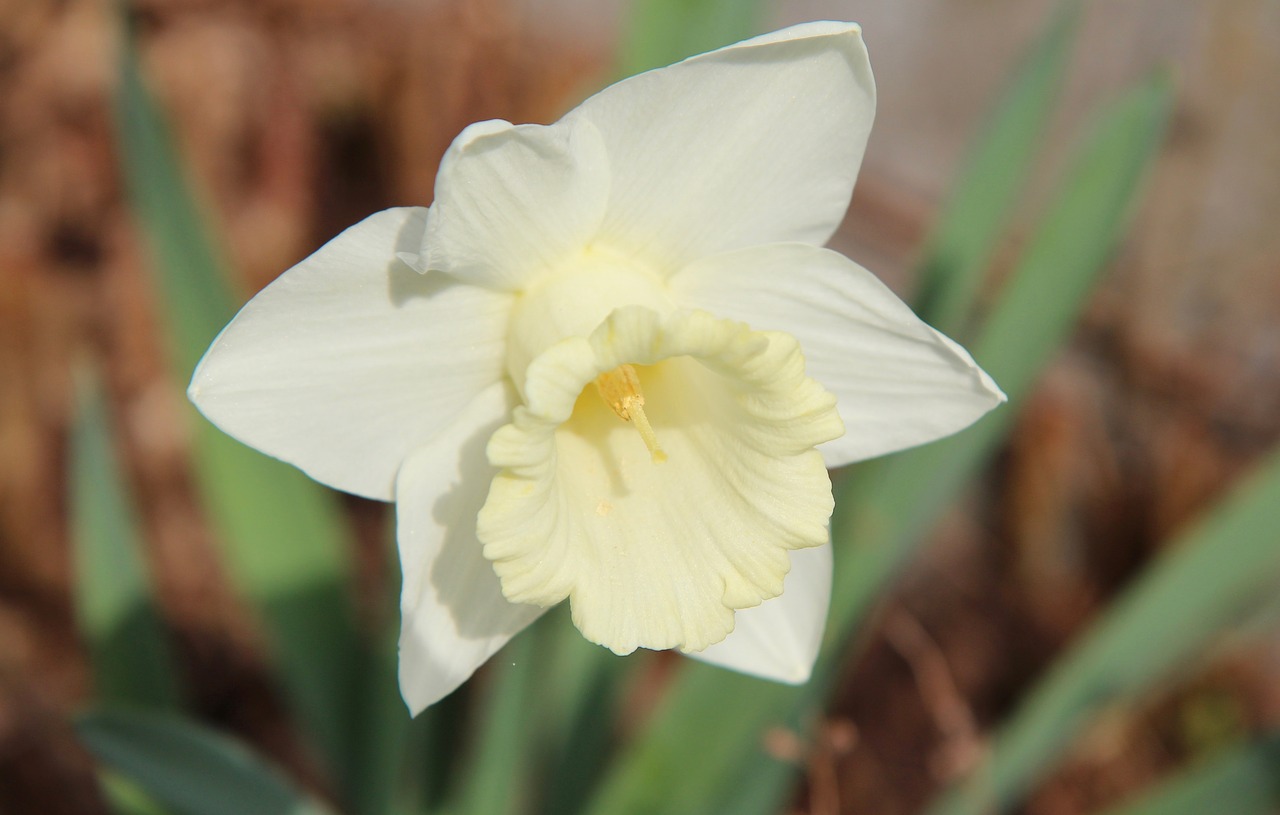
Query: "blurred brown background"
1 1 1278 813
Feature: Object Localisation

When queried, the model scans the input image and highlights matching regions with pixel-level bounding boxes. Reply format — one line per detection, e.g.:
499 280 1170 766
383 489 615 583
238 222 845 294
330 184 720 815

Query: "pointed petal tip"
681 545 831 684
965 354 1006 409
929 328 1007 408
398 670 431 718
778 660 814 685
396 644 462 716
987 374 1010 405
683 639 817 685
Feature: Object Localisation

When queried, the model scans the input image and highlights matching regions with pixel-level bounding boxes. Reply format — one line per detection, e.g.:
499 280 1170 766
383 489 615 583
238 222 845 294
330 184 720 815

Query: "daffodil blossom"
188 21 1005 714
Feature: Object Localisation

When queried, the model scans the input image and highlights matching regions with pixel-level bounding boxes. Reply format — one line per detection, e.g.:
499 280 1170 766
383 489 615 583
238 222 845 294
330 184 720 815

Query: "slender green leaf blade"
71 370 181 711
114 20 364 791
1097 734 1280 815
582 664 805 815
343 627 406 815
965 75 1172 413
113 39 235 379
453 631 539 815
536 612 630 815
397 688 472 815
344 528 411 815
618 0 766 77
190 428 363 779
914 3 1079 337
926 447 1280 815
100 773 174 815
78 710 333 815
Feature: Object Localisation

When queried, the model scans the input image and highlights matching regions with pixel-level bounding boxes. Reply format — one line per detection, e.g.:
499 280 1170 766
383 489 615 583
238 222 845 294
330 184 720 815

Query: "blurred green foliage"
114 18 393 811
913 2 1079 340
1098 733 1280 815
78 710 333 815
925 441 1280 815
617 0 767 76
71 371 180 712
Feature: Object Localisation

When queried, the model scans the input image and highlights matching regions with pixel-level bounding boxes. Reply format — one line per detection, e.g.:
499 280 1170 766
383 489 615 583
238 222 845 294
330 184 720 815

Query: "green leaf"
70 369 181 711
926 446 1280 815
113 18 365 795
452 631 540 815
344 619 409 815
914 3 1079 337
99 773 174 815
617 0 766 77
535 612 630 815
963 74 1172 420
112 32 235 380
584 72 1173 815
1097 734 1280 815
583 666 806 815
397 689 472 815
77 710 335 815
344 526 415 815
188 428 361 753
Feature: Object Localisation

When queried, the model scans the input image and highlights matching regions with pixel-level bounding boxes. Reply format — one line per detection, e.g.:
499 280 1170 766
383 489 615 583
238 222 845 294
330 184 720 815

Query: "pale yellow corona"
592 364 667 463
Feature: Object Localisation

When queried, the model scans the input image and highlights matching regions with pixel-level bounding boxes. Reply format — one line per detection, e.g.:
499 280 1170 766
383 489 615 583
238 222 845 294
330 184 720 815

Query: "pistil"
593 364 668 463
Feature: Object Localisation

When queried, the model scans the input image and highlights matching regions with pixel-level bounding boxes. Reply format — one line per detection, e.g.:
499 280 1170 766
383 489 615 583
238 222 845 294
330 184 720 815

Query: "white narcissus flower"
188 22 1005 714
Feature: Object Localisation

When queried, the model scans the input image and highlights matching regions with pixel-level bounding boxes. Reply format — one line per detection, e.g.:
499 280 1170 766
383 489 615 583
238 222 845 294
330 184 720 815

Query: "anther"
593 364 668 463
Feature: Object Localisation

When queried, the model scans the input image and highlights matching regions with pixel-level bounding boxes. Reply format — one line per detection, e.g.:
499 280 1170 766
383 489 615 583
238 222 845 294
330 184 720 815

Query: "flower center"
593 364 667 463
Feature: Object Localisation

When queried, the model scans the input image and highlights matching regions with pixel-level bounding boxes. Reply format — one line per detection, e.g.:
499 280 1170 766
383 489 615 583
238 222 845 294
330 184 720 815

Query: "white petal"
687 544 832 684
477 307 844 655
425 118 611 291
568 21 874 271
396 381 545 714
188 207 513 500
670 243 1006 468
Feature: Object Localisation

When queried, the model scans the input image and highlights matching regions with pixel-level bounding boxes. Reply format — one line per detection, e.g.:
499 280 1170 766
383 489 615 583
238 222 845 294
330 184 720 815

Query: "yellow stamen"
593 364 668 463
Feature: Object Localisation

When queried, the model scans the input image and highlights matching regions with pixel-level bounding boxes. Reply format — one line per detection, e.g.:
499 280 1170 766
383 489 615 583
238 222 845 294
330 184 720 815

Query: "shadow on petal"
388 211 460 308
426 392 548 641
